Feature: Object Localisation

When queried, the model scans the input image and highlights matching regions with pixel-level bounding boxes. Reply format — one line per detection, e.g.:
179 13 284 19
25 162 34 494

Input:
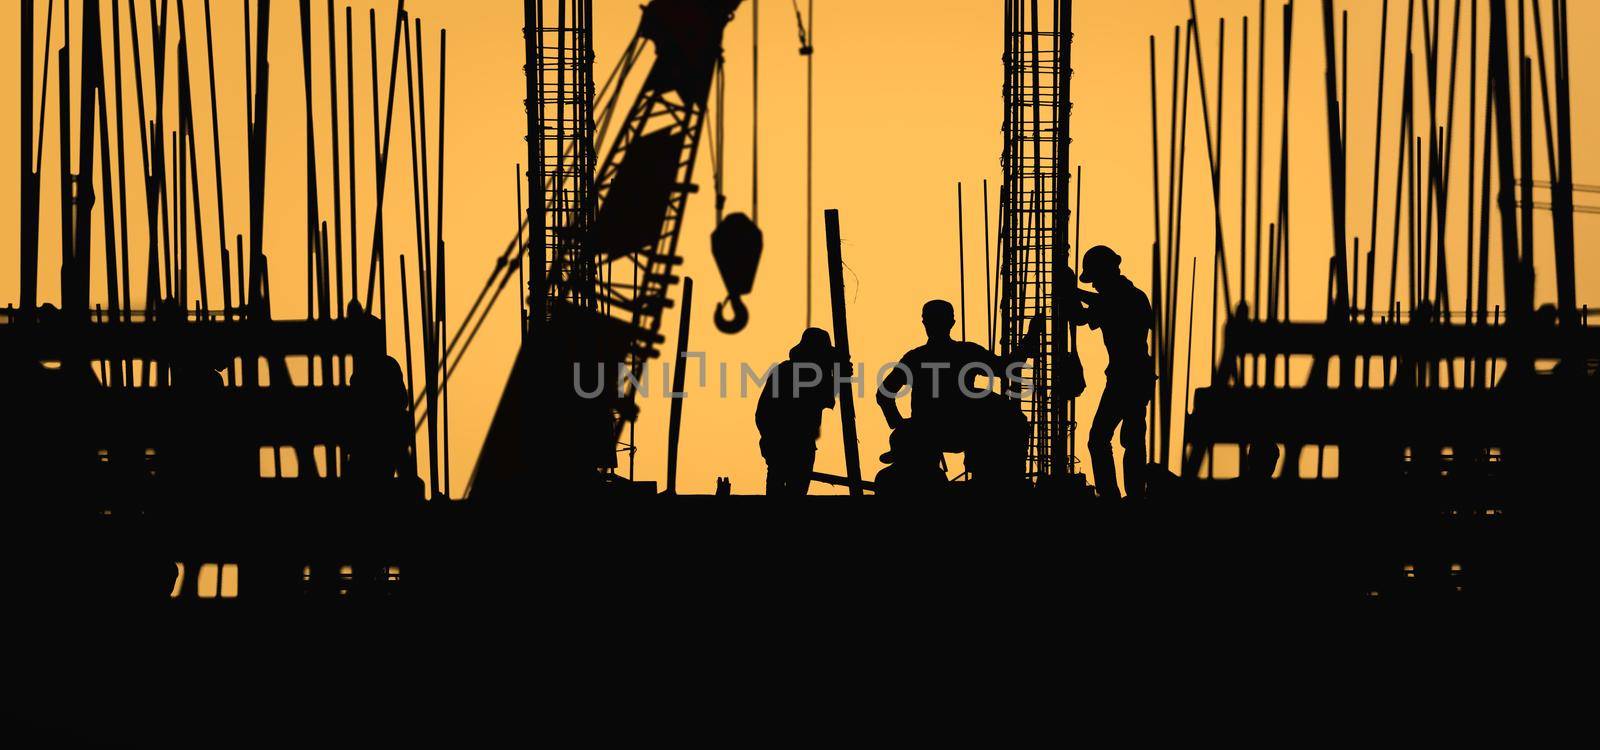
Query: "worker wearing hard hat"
1068 245 1156 500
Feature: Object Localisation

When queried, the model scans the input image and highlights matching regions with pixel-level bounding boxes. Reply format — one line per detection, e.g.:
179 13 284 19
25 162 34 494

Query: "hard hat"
790 327 838 361
1079 245 1121 284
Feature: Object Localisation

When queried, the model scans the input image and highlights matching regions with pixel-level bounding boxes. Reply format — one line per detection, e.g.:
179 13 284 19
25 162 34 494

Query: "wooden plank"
666 277 694 495
824 209 863 496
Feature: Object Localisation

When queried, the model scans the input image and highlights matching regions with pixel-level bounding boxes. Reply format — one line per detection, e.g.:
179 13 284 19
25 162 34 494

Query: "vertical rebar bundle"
525 0 596 320
1000 0 1070 482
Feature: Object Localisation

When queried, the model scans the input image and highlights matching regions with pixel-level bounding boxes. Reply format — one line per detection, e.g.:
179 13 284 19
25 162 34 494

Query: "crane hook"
714 295 750 334
711 213 762 335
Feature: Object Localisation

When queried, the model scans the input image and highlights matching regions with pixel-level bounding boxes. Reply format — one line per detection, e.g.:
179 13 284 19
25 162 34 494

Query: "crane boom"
472 0 743 496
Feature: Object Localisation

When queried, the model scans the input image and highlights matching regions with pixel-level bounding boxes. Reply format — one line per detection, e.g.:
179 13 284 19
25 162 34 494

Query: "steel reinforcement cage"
1001 0 1072 481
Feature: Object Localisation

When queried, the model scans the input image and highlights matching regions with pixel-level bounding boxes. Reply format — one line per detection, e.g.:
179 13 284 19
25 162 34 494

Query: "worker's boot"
1123 441 1147 500
1089 442 1120 500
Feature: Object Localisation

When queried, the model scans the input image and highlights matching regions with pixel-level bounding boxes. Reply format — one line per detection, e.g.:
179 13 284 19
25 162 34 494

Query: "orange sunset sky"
3 0 1596 496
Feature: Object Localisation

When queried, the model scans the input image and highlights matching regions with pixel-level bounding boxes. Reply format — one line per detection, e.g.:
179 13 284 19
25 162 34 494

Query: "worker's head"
922 300 956 340
1079 245 1123 289
790 327 837 363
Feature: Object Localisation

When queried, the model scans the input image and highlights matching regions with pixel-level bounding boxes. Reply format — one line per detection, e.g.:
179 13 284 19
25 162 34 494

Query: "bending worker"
1066 245 1155 500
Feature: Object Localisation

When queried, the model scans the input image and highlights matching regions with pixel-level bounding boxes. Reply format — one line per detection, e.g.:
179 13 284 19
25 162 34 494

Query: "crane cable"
752 0 759 225
711 60 725 222
792 0 813 325
708 2 760 334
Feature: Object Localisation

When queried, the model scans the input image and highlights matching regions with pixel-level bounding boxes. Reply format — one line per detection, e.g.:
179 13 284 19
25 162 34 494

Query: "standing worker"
756 328 847 495
1067 245 1156 500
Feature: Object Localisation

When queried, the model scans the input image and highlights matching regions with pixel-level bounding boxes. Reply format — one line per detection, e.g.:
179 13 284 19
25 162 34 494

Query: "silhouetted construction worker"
334 304 415 489
161 299 235 493
756 328 846 495
1066 245 1155 500
877 300 1042 483
349 350 413 484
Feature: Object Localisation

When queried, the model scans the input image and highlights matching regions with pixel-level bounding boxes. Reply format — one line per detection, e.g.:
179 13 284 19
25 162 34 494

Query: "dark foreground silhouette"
8 300 1592 743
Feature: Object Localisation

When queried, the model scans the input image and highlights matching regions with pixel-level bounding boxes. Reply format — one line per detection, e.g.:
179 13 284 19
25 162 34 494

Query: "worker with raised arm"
1065 245 1156 500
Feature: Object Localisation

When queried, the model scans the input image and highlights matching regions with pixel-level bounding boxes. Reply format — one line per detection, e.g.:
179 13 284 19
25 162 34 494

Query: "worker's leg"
764 452 791 495
796 446 817 496
1088 384 1123 500
766 443 813 496
1119 387 1150 499
999 400 1030 487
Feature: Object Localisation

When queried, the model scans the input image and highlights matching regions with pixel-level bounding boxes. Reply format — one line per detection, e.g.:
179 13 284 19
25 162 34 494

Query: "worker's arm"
1083 292 1108 328
822 360 851 410
878 364 907 430
1061 266 1096 327
995 314 1046 371
754 369 777 435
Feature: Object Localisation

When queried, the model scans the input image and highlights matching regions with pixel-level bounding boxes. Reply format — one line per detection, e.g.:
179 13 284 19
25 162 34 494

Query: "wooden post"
666 277 694 495
824 209 863 496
